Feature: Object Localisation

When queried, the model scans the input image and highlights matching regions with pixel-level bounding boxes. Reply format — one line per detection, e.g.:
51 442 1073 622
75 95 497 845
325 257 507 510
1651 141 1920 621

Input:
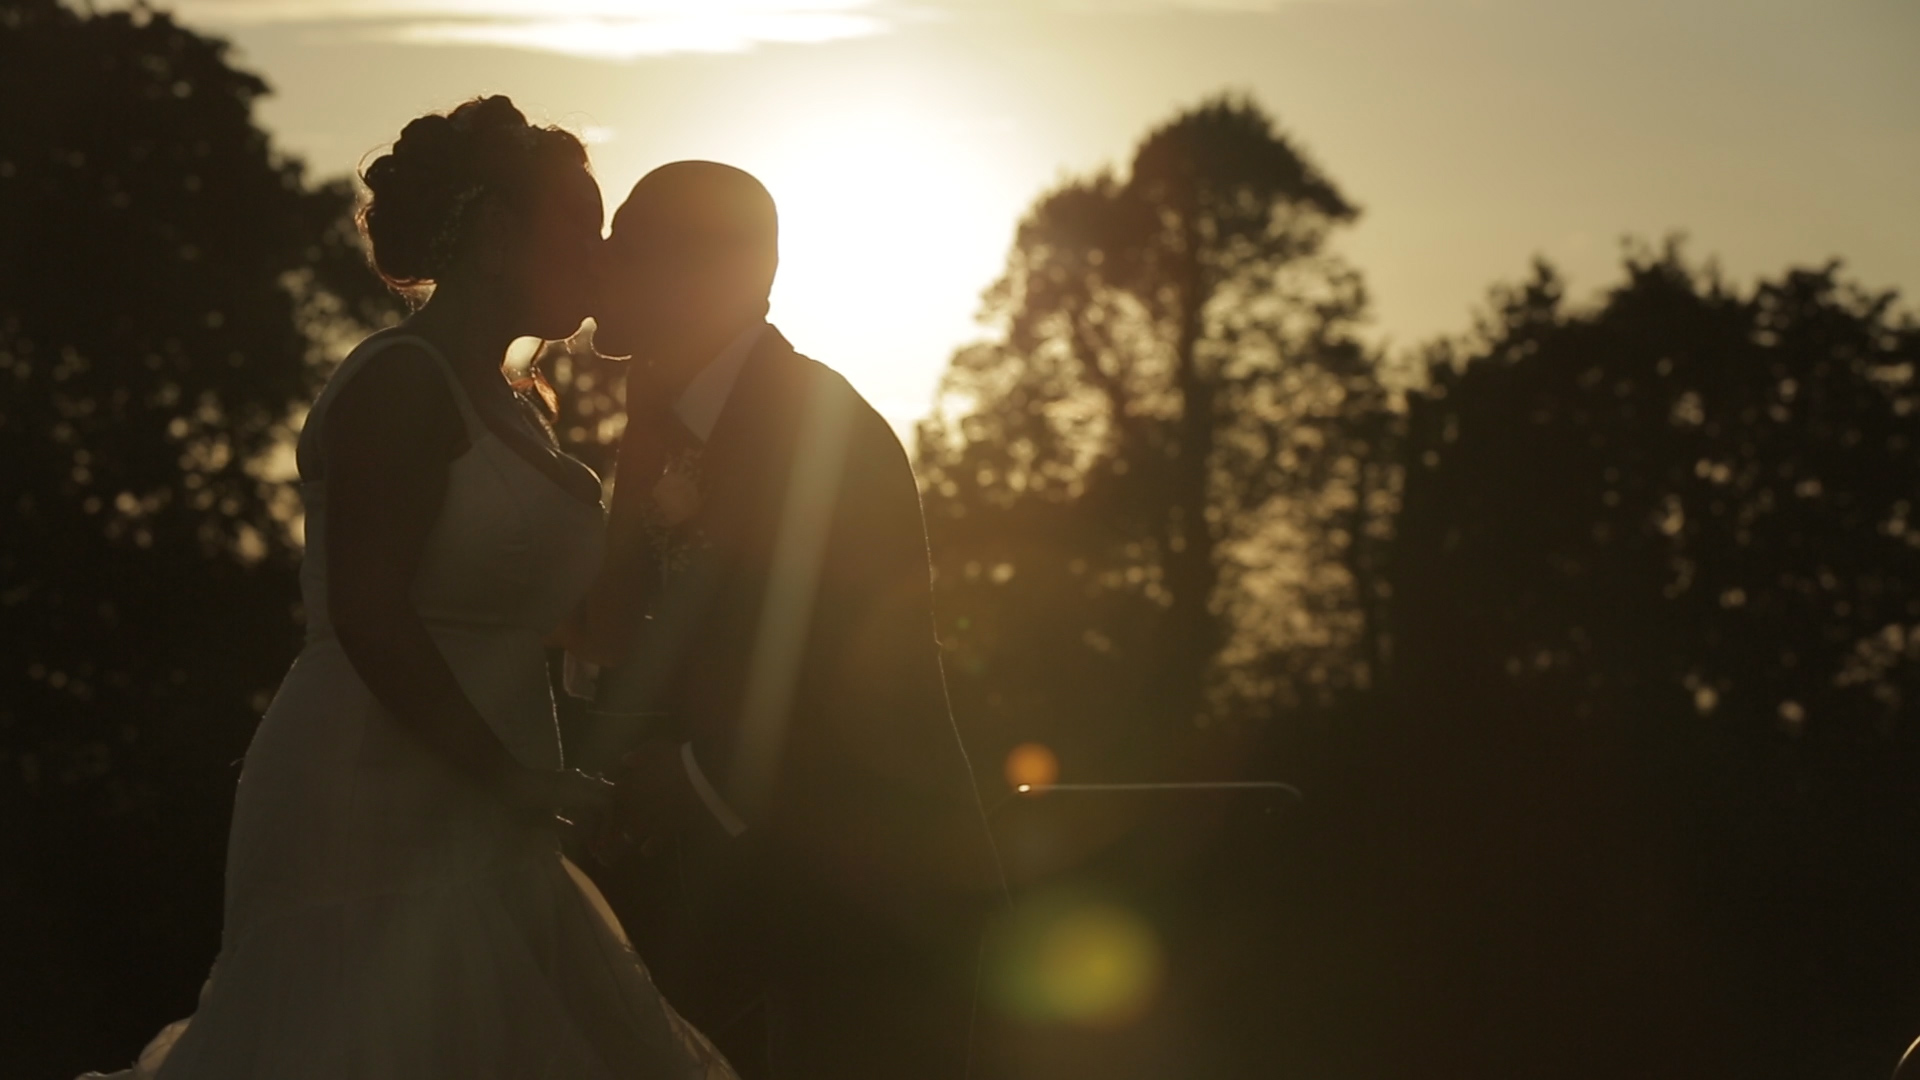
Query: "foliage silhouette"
916 95 1392 793
917 97 1920 1076
911 96 1398 1077
1378 243 1920 1078
0 1 396 1072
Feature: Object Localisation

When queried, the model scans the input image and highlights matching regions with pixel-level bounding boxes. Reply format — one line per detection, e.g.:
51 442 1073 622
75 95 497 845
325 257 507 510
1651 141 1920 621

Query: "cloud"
169 0 1335 59
174 0 879 21
930 0 1344 10
174 0 891 57
381 11 886 58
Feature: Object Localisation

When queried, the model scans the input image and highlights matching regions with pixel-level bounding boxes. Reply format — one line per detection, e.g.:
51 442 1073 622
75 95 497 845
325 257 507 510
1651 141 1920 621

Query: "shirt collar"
672 321 766 443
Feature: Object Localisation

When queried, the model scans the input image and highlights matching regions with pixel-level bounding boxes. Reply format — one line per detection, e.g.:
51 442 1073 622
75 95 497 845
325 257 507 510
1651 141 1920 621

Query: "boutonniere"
649 443 705 527
641 444 712 575
651 459 702 527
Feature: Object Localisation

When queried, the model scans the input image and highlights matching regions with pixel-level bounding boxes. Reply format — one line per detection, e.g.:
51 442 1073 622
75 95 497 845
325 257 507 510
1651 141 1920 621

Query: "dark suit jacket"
590 327 1000 1078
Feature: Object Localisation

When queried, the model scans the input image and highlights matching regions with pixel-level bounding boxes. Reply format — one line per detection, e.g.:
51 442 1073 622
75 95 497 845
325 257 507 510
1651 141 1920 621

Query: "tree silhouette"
0 1 394 1072
914 95 1398 1078
917 97 1391 805
1381 243 1920 1078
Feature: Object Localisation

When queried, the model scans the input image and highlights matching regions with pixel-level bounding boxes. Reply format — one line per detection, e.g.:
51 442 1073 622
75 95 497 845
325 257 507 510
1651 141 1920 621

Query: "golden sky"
177 0 1920 442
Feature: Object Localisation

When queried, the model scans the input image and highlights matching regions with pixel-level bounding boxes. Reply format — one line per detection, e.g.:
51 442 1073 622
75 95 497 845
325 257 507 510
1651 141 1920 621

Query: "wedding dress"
84 334 734 1080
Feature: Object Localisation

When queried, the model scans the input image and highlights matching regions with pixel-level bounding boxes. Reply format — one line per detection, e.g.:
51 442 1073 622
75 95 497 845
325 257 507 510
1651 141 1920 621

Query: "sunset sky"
175 0 1919 441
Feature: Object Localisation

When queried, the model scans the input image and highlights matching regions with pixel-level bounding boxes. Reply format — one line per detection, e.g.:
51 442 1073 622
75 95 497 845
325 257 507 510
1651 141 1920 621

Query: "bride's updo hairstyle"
358 96 589 304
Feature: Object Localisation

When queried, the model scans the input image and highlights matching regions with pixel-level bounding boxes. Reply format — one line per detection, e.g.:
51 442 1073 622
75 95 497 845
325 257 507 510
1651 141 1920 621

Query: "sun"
748 105 1018 443
575 81 1032 447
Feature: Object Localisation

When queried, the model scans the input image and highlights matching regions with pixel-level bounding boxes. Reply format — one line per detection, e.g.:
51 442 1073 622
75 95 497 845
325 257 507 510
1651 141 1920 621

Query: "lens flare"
988 892 1164 1027
1004 742 1059 791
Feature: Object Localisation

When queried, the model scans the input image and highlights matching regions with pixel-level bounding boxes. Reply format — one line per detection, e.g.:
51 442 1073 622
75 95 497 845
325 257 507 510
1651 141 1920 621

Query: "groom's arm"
672 369 995 894
781 390 1002 906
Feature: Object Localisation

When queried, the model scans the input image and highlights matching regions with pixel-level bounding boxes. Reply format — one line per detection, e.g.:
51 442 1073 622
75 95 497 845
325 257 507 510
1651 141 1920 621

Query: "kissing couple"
85 95 1003 1080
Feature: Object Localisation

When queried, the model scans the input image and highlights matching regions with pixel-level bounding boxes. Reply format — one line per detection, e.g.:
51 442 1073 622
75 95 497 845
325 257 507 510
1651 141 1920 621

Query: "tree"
917 96 1390 786
0 1 394 1071
1380 243 1920 1078
913 97 1396 1077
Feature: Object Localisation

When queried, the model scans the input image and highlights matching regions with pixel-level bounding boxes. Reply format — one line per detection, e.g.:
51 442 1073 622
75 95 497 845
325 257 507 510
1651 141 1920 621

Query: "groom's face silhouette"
597 161 777 373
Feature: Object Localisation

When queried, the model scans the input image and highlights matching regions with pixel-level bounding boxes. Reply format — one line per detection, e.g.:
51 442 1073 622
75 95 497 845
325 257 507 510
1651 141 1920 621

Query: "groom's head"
596 161 778 363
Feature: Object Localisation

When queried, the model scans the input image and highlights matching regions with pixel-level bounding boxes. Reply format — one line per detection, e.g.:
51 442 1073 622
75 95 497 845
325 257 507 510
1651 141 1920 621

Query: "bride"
85 96 734 1079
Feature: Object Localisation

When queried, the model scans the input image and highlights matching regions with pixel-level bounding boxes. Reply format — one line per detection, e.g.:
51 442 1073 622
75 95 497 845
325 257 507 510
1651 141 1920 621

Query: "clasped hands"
590 738 701 864
503 738 697 865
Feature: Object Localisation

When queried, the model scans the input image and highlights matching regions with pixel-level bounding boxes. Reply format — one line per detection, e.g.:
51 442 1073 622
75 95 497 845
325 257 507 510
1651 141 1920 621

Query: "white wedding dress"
86 335 735 1080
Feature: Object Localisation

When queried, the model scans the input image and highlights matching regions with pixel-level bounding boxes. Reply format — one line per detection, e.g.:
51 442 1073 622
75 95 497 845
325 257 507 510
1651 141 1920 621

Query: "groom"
581 161 1003 1080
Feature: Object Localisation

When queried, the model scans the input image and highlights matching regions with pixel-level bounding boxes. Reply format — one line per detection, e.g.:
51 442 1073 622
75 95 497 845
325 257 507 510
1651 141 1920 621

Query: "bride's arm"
552 362 676 667
326 347 605 814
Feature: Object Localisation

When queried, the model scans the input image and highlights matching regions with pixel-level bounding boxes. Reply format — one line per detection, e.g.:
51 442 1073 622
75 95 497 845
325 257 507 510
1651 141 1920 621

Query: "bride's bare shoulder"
319 336 463 464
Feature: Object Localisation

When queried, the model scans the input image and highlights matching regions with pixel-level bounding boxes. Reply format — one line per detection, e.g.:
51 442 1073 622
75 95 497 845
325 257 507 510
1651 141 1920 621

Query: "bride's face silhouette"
502 165 604 342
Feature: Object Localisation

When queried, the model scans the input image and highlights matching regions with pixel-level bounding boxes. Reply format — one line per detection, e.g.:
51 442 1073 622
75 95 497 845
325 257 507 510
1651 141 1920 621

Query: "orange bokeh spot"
1005 742 1059 791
